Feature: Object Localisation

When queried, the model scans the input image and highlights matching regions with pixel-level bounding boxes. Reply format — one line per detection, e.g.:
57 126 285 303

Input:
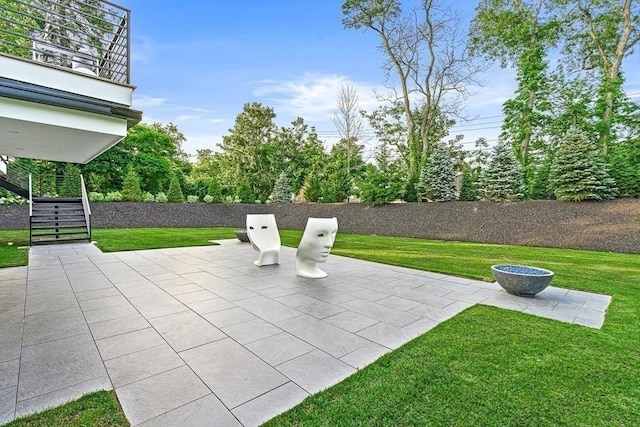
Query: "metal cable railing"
2 159 83 198
0 0 131 84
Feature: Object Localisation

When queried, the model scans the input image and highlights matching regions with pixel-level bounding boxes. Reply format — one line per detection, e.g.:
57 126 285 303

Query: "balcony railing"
0 0 131 84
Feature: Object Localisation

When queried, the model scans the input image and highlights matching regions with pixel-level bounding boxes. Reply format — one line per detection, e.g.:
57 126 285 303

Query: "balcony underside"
0 56 141 164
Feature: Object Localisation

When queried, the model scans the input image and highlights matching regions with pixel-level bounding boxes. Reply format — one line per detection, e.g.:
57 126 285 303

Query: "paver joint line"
0 241 610 426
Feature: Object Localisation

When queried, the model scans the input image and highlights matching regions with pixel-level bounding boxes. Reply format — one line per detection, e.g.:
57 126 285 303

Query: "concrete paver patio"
0 241 611 426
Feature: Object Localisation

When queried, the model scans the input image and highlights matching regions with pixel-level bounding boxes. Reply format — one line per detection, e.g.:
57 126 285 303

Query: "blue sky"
121 0 640 159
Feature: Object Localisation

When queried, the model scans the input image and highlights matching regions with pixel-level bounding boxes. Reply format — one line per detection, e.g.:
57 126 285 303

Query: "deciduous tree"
343 0 487 190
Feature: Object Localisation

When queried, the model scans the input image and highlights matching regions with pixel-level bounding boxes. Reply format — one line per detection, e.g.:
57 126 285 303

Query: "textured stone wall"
1 199 639 253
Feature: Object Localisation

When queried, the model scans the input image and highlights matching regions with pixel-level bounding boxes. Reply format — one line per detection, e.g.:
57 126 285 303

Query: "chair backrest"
246 214 280 250
297 217 338 264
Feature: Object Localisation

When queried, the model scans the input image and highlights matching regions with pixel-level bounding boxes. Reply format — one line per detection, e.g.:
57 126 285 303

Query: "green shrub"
187 195 199 203
105 191 122 202
155 192 168 203
236 183 255 204
142 192 155 202
207 179 223 203
88 192 105 202
303 171 323 202
224 195 241 204
167 173 185 203
358 165 403 206
121 168 143 202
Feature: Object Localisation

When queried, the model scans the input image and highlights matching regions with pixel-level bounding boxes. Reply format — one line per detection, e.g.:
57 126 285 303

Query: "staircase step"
31 223 88 230
31 228 88 236
32 203 83 209
31 236 91 245
33 197 82 203
31 214 86 220
31 219 86 224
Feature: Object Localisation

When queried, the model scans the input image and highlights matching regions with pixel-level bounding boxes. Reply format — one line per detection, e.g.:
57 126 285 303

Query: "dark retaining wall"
1 199 639 254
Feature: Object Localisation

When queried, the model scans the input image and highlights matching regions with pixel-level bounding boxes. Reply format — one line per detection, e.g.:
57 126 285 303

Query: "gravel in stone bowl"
491 264 554 297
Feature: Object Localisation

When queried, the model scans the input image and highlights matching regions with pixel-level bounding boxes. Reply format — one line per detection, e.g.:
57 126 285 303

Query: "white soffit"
0 97 127 164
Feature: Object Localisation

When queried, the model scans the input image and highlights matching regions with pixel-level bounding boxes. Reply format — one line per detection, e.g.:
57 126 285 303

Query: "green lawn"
92 227 236 252
0 230 29 268
4 390 127 427
1 228 638 425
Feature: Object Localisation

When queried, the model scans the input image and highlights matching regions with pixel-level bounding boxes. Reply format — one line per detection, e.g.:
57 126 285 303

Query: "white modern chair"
246 214 281 266
296 217 338 278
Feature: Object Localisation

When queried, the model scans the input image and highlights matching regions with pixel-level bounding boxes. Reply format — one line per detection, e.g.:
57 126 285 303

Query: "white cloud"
207 118 227 123
251 72 382 122
133 94 168 108
177 114 201 122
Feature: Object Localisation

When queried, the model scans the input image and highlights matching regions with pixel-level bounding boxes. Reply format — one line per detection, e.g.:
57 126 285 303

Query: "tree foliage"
549 126 618 201
166 172 185 203
343 0 487 190
121 168 142 202
270 171 292 204
561 0 640 154
470 0 561 175
416 143 456 202
607 139 640 198
480 141 526 202
59 163 81 198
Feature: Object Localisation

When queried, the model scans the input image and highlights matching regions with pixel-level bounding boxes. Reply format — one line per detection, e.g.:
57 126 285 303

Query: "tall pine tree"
416 143 456 202
480 141 525 202
121 168 142 202
166 172 184 203
270 171 292 204
549 126 617 201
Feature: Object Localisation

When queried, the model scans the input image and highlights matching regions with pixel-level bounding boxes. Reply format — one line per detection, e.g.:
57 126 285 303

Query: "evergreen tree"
59 163 81 197
480 140 526 202
416 143 456 202
549 126 618 201
530 155 555 200
458 166 478 201
166 172 184 203
207 179 223 203
358 164 403 206
323 167 351 203
236 182 255 204
270 171 292 204
358 142 403 206
607 139 640 198
303 170 323 202
121 168 142 202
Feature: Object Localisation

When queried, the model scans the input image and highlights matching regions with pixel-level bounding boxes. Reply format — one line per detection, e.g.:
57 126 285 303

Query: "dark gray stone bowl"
491 264 554 297
235 229 250 242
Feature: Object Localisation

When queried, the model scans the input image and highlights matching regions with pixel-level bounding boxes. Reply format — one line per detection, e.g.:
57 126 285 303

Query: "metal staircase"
1 157 92 246
30 197 91 245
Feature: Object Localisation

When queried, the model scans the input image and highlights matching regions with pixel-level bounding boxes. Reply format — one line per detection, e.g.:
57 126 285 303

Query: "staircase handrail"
80 174 92 241
28 173 33 217
3 160 32 193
